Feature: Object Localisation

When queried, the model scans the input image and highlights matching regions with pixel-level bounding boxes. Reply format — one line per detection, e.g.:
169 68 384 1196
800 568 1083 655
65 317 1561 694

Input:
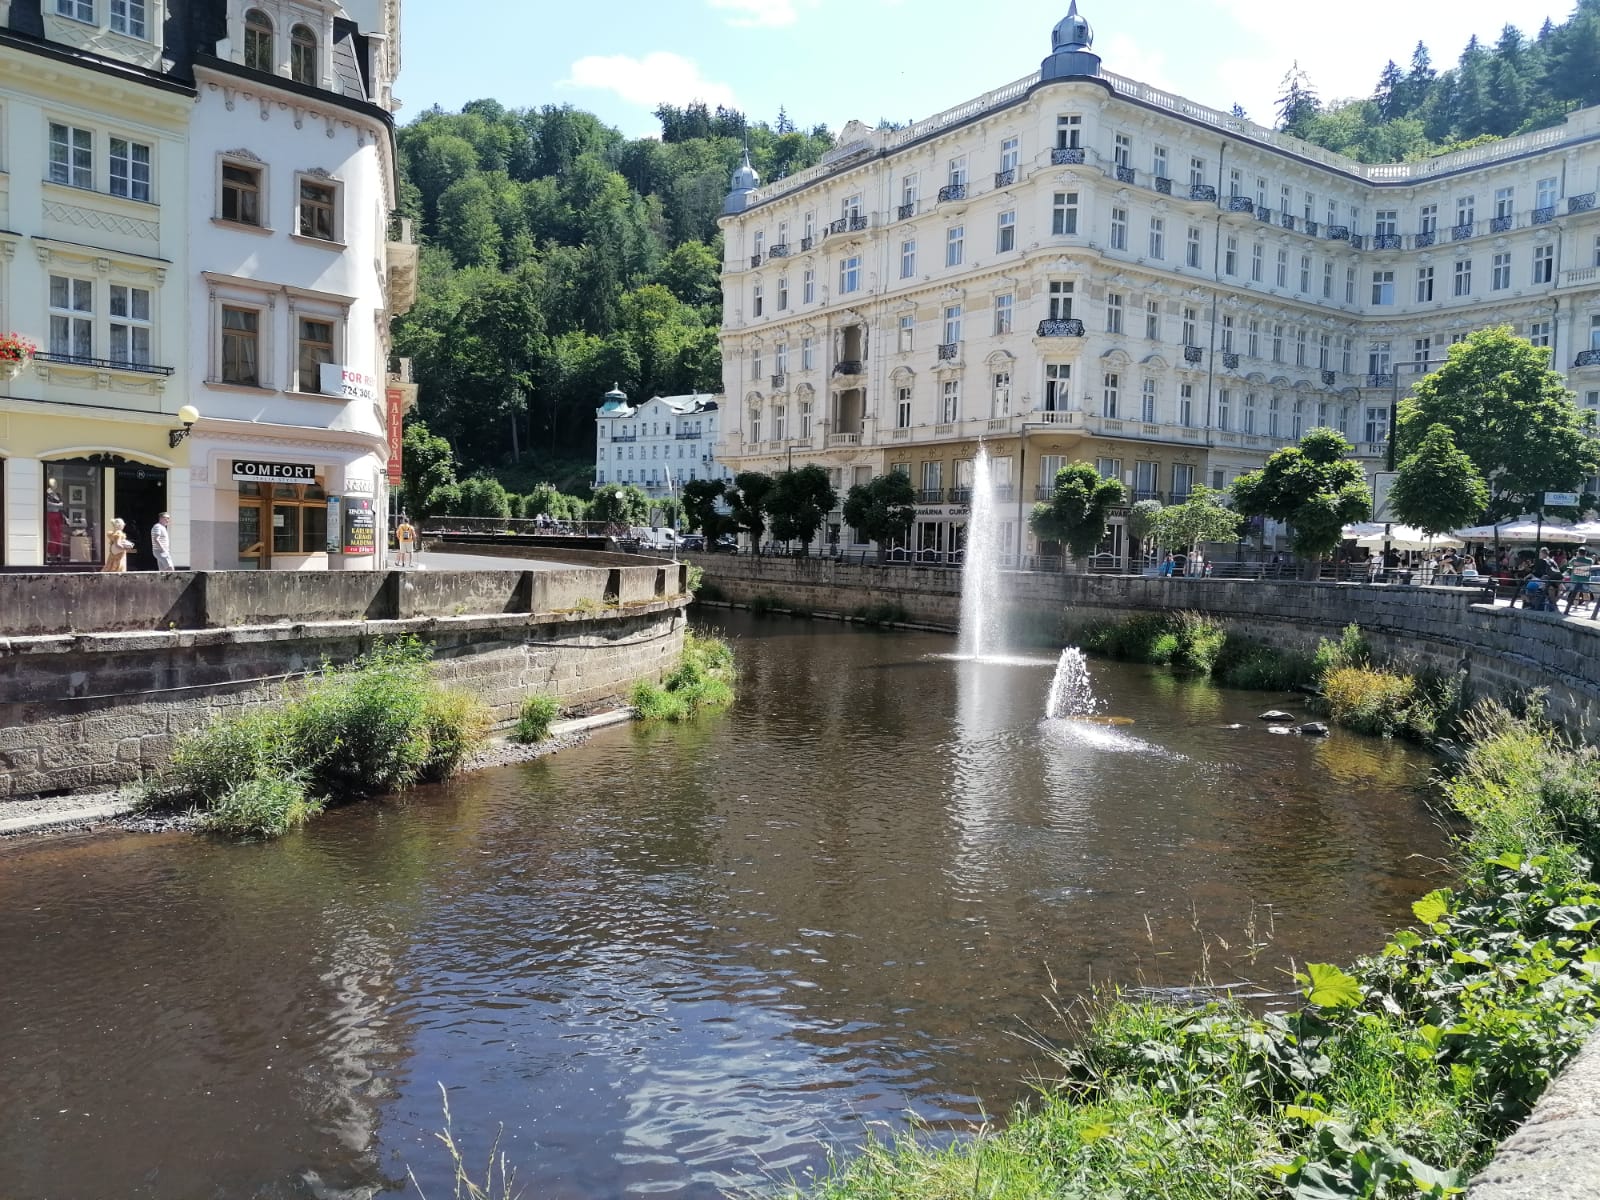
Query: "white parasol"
1453 515 1587 544
1342 523 1464 551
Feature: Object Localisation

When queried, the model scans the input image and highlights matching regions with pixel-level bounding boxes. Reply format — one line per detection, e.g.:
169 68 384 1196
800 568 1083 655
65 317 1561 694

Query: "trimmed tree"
1151 486 1242 564
1126 498 1164 564
843 473 918 558
764 465 838 554
681 478 732 538
590 484 651 528
1395 325 1600 518
1390 423 1490 535
728 471 775 549
1029 462 1126 571
1232 427 1371 578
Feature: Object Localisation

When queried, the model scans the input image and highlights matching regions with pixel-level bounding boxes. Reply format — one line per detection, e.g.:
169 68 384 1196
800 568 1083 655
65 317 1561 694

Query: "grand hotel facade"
712 6 1600 563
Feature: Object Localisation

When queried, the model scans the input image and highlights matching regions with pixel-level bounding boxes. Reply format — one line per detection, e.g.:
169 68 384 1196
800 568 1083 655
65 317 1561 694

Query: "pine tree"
1373 60 1404 119
1401 41 1435 114
1274 62 1321 135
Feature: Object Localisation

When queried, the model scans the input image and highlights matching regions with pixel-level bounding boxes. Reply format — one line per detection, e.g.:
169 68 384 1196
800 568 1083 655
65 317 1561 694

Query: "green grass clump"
852 602 909 626
198 774 323 838
1323 665 1418 736
512 694 561 744
1313 622 1372 677
631 632 735 723
1214 636 1315 690
150 638 490 838
1083 611 1226 673
684 563 705 595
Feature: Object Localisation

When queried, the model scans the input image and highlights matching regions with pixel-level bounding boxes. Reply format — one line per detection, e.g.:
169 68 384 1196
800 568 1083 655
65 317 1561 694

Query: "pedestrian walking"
395 514 417 567
151 512 174 572
103 518 134 572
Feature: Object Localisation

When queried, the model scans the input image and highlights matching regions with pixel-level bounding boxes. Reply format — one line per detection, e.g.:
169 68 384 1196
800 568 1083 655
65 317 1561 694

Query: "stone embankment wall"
690 556 1600 736
0 567 690 802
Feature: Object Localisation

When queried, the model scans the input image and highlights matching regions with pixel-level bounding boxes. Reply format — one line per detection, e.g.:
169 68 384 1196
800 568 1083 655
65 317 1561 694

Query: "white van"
629 527 680 552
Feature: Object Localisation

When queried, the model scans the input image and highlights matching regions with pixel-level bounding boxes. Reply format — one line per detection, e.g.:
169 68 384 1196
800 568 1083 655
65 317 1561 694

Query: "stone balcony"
387 216 419 315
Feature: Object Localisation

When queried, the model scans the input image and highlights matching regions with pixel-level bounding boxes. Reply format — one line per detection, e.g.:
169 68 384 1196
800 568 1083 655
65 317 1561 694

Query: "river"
0 611 1449 1198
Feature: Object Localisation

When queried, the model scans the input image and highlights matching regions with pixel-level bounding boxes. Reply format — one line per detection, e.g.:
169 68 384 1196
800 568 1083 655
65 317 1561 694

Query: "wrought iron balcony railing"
1576 349 1600 367
826 218 848 236
1222 352 1240 369
947 487 973 504
1321 369 1337 386
1325 225 1349 240
1366 373 1395 387
897 203 915 220
1280 213 1296 231
833 359 864 375
1183 345 1203 364
1348 234 1366 250
1372 233 1403 250
1255 206 1272 222
1451 222 1475 241
1414 230 1436 248
1051 147 1086 165
1227 195 1254 213
1305 220 1320 237
1036 318 1085 337
1115 165 1135 184
1570 193 1596 214
1153 175 1171 194
917 489 945 504
1533 206 1556 225
937 342 960 360
800 236 814 250
1490 215 1513 233
749 254 762 268
768 243 789 259
1189 183 1217 202
33 351 174 376
849 215 869 232
937 183 967 203
994 169 1016 188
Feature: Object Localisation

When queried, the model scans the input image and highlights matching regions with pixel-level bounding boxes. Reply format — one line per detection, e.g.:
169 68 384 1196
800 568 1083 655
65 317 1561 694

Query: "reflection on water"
0 612 1450 1199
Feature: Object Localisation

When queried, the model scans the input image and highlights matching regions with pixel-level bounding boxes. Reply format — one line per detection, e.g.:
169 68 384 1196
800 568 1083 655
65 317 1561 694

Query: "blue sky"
397 0 1571 140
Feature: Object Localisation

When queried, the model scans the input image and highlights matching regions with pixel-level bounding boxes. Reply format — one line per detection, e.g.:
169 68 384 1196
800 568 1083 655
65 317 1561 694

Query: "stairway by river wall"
690 555 1600 738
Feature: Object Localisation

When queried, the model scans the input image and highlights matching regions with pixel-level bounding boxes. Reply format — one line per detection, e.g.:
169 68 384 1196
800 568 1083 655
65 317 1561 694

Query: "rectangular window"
1110 207 1128 251
1106 292 1123 334
1345 265 1356 304
1145 299 1160 340
221 306 260 386
773 405 787 441
800 400 813 438
1217 388 1230 431
1375 210 1397 236
108 137 151 202
775 342 789 376
1220 314 1235 352
1537 178 1558 211
1000 136 1020 175
109 0 146 37
900 239 917 279
1417 266 1434 302
1242 391 1257 433
1457 195 1475 226
992 372 1011 417
945 225 964 267
1114 133 1132 169
777 277 788 310
1247 319 1260 358
1267 395 1281 437
1299 254 1311 293
1251 241 1263 282
943 305 963 345
1303 190 1315 223
1048 281 1074 321
1271 323 1284 363
1044 364 1071 411
1186 226 1201 268
222 162 262 226
1296 329 1308 368
1371 270 1395 305
1494 187 1514 219
941 381 960 424
1140 380 1156 423
898 314 915 352
1148 217 1164 259
1454 259 1472 296
801 336 815 371
803 269 815 304
1095 456 1122 481
1052 192 1079 236
900 176 917 212
48 123 93 189
298 179 336 240
896 387 913 428
1491 252 1511 290
994 292 1014 335
56 0 93 21
1420 204 1438 236
1319 333 1331 369
1178 385 1194 428
997 210 1016 253
48 275 93 360
947 157 967 188
1189 156 1205 188
839 255 861 293
1224 235 1237 276
752 283 764 317
1057 115 1083 150
1528 321 1551 348
1181 306 1197 347
108 284 151 366
298 317 334 393
1276 248 1288 288
1412 336 1432 367
1152 145 1167 178
1533 243 1554 285
1323 259 1334 299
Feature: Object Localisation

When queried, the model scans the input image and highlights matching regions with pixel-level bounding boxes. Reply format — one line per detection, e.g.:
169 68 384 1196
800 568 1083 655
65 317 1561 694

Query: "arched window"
290 24 317 84
243 9 273 73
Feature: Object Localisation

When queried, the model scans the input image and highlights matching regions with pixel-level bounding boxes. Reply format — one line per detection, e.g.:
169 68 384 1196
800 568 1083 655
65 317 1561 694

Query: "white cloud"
562 51 739 113
707 0 803 27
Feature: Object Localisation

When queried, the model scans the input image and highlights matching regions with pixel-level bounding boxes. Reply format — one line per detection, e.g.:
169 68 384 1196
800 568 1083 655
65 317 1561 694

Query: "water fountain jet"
956 443 1007 660
1046 647 1096 719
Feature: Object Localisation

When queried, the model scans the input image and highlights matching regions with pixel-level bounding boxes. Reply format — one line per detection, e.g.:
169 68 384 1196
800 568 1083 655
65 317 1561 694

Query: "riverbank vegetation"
630 631 735 722
143 639 490 838
512 694 561 744
786 704 1600 1199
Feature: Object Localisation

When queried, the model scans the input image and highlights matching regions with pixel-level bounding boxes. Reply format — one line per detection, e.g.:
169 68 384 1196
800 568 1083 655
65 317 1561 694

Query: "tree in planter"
1394 326 1600 519
1151 487 1241 567
1390 423 1489 535
1029 462 1126 571
1126 499 1164 567
728 471 775 550
681 479 735 539
765 465 838 555
590 484 651 528
1232 428 1371 578
843 473 918 559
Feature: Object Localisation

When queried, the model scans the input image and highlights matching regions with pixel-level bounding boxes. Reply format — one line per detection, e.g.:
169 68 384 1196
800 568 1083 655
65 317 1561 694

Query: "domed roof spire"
722 147 762 216
600 382 629 412
1042 0 1101 80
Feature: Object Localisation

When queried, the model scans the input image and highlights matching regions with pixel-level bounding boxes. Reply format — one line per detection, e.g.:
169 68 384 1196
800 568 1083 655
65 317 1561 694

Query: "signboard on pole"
342 496 376 556
1370 471 1400 522
385 387 405 485
1544 491 1580 508
326 495 342 554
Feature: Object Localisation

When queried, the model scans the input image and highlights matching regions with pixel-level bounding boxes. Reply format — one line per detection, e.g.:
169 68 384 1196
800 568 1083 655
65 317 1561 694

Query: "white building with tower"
594 385 730 499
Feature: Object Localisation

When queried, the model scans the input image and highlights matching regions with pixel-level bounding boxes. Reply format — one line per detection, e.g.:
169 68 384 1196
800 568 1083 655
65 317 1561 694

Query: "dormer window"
290 25 317 85
110 0 146 38
244 9 274 72
56 0 94 23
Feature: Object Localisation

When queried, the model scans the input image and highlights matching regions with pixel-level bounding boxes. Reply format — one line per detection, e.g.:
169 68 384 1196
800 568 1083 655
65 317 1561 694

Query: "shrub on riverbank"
512 694 561 744
631 632 735 723
785 707 1600 1199
852 601 910 626
147 638 489 837
1082 610 1228 674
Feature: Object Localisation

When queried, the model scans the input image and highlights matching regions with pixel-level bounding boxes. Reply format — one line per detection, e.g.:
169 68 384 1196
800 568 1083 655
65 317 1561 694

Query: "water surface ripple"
0 612 1449 1198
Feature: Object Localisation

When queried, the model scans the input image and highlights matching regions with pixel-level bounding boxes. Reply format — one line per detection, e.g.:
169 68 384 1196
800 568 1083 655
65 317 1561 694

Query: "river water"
0 612 1449 1199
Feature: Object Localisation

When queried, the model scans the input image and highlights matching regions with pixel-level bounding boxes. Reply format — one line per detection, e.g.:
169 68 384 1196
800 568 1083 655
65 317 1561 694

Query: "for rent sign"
319 363 379 405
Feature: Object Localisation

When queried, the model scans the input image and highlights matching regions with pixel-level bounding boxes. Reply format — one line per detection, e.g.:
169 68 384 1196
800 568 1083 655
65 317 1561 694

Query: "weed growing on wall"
630 632 735 723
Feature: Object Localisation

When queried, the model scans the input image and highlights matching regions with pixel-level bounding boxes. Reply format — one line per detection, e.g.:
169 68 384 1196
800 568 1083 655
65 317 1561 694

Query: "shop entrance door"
114 464 168 571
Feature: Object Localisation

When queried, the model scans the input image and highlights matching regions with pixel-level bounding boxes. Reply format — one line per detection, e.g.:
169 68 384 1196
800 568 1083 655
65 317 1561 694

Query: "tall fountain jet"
957 443 1007 660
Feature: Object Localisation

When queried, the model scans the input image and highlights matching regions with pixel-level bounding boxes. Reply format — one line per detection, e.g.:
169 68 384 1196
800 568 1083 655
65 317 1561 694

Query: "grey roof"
331 30 367 101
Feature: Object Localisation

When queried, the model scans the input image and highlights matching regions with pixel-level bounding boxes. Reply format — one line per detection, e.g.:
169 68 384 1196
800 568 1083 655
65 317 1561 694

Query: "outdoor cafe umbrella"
1453 515 1588 544
1341 522 1463 551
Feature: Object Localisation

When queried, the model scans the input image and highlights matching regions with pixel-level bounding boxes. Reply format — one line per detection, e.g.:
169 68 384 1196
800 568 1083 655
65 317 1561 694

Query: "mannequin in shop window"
45 479 67 561
103 518 134 572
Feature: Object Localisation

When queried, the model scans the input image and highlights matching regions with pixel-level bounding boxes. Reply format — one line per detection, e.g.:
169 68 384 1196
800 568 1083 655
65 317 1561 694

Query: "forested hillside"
1277 0 1600 161
392 102 831 485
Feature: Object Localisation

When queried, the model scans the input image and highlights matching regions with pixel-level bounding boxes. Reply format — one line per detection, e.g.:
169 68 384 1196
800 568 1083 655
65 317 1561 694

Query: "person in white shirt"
151 512 174 572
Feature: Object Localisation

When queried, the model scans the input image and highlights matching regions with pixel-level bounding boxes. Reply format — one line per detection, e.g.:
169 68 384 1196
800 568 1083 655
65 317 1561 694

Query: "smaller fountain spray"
1045 648 1096 719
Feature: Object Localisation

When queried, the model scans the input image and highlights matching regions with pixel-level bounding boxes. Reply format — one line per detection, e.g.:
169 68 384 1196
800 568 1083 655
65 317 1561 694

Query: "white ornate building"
0 0 413 571
594 386 729 499
714 3 1600 561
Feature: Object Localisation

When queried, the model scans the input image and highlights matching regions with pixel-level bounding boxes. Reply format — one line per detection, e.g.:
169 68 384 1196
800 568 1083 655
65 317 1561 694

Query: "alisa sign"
319 363 378 405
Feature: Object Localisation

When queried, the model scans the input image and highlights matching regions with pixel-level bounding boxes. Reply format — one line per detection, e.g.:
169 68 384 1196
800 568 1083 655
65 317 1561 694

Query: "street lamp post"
1369 359 1430 579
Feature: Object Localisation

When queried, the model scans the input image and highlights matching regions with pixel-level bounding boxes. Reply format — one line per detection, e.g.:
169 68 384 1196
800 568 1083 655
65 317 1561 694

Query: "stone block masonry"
0 565 691 802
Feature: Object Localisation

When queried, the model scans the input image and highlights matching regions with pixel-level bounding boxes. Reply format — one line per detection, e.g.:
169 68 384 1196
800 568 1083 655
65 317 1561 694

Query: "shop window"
44 462 104 566
239 480 327 562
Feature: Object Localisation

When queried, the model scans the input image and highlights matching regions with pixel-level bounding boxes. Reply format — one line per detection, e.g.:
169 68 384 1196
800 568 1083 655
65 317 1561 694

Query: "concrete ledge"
1467 1033 1600 1199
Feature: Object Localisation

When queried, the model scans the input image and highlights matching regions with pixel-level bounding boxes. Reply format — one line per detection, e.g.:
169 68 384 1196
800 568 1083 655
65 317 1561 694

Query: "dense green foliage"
512 694 561 744
1394 328 1599 520
1082 610 1232 675
590 483 651 527
630 632 736 722
394 101 832 478
1275 6 1600 161
1390 425 1490 535
843 473 919 555
766 466 838 552
1031 462 1127 567
1233 429 1372 571
149 639 490 837
1151 486 1242 558
788 704 1600 1199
